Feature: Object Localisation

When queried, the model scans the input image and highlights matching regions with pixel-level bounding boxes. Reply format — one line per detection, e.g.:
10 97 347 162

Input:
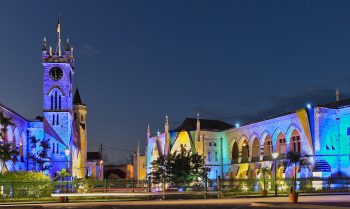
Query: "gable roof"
172 118 233 132
320 98 350 109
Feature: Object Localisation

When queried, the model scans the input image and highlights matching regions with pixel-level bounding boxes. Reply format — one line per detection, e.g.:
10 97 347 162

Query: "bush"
0 171 53 198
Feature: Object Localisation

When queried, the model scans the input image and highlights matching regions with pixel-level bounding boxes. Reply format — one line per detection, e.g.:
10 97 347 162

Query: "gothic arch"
13 127 20 147
238 135 249 149
285 124 302 144
248 133 260 148
47 85 66 96
260 130 272 146
271 128 285 147
20 131 26 157
231 141 239 163
5 126 14 144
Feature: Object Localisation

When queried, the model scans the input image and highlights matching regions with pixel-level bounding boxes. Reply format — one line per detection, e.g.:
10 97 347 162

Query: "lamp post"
272 152 279 196
64 148 70 193
99 160 103 180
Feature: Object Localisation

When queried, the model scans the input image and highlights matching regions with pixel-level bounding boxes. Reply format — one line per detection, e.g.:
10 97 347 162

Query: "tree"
0 113 18 173
260 166 271 192
28 136 52 172
150 149 210 188
281 151 310 194
0 143 18 173
0 112 14 140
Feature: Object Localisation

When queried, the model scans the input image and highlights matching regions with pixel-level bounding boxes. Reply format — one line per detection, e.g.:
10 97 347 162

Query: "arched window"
51 95 54 110
49 88 63 110
241 140 249 162
81 115 84 122
59 95 61 109
290 130 301 153
56 114 59 125
55 91 58 109
263 135 272 159
52 115 55 125
232 142 239 163
19 138 23 157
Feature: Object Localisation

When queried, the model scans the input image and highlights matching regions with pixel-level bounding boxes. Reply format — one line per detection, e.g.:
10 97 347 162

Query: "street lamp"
64 148 70 194
99 160 103 179
65 148 70 172
272 152 279 196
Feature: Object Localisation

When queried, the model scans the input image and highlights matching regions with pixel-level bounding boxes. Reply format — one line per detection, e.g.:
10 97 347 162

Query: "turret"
336 88 340 102
72 89 88 178
195 113 203 155
164 115 170 155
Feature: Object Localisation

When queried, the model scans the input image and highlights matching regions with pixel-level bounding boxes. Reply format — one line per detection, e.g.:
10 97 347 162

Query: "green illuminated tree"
150 149 210 187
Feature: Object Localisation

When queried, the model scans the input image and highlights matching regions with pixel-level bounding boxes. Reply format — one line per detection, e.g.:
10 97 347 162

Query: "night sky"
1 1 350 164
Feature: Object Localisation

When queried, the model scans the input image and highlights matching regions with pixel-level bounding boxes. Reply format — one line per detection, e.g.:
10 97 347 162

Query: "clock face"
49 67 63 81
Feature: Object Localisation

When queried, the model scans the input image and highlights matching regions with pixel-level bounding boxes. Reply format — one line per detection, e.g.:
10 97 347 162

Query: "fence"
1 177 350 199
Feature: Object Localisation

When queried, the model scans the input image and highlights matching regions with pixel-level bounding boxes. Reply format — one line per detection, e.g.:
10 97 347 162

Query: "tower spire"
336 88 340 102
56 14 62 56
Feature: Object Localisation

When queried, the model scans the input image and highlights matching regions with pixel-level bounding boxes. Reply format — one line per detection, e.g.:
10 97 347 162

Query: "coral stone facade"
146 98 350 180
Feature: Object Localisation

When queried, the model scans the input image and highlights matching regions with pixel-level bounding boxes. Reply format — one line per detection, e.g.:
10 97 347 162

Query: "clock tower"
42 17 74 176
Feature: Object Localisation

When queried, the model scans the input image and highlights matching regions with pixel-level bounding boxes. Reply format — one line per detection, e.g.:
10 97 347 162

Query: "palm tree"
0 112 15 140
281 151 310 194
260 166 271 194
0 143 18 173
0 112 18 173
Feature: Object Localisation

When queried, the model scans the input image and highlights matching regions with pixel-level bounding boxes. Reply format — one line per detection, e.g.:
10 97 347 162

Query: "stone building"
146 91 350 180
0 17 88 178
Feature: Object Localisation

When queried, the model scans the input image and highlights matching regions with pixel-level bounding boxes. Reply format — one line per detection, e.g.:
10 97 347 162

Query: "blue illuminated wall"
146 105 350 179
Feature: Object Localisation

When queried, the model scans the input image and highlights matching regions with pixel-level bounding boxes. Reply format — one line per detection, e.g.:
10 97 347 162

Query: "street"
2 194 350 209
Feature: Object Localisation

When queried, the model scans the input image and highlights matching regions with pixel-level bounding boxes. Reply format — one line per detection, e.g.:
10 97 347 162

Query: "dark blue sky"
1 1 350 163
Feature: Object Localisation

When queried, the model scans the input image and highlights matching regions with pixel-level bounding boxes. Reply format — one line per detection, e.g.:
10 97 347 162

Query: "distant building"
104 163 133 179
133 143 146 180
86 152 104 180
147 92 350 179
0 17 88 178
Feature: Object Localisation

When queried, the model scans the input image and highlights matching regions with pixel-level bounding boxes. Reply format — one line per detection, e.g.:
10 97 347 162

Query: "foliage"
0 112 14 139
150 150 210 187
0 143 19 173
281 151 310 193
260 166 271 191
0 171 52 198
28 137 52 173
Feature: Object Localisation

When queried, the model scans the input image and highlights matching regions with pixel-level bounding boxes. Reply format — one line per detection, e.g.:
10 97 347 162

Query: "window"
51 95 53 109
214 143 217 146
56 143 59 154
215 152 218 161
52 143 55 154
52 115 55 125
19 139 23 157
208 152 211 162
81 115 84 122
291 135 301 152
55 91 58 109
56 114 59 125
59 95 61 109
74 113 77 120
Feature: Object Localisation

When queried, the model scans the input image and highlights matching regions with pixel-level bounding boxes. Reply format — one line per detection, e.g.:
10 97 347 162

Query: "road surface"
2 194 350 209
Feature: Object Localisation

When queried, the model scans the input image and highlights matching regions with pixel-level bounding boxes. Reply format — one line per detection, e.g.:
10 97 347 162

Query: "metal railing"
1 177 350 199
